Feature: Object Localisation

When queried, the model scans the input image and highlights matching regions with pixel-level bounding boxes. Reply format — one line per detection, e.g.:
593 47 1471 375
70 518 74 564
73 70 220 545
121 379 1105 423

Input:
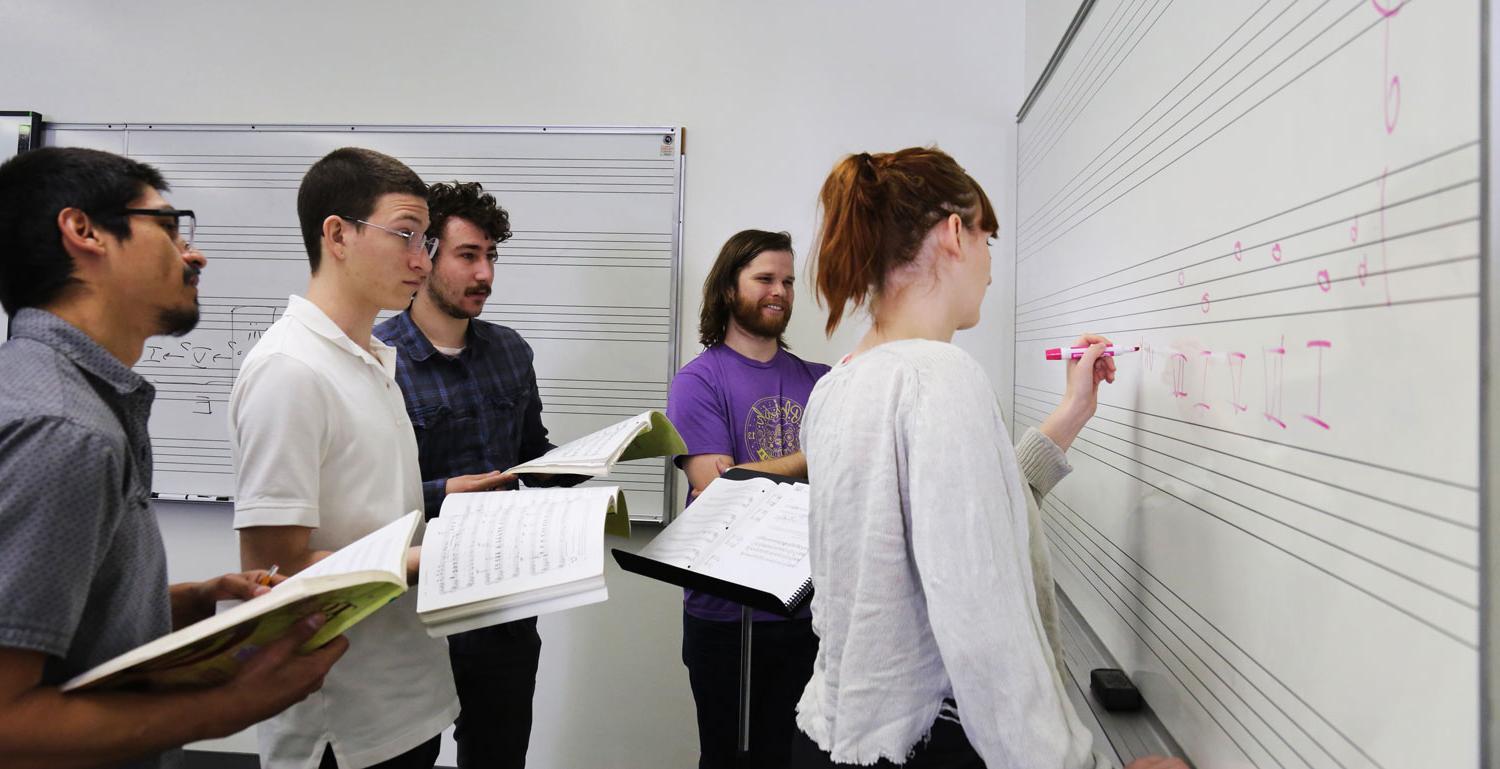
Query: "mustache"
464 285 491 296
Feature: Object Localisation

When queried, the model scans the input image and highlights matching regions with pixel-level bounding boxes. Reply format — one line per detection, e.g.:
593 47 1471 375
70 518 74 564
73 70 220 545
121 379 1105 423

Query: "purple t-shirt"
667 344 830 622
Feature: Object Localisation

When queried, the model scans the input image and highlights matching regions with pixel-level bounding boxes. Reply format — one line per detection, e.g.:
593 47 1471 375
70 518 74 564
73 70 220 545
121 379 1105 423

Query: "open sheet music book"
507 410 687 476
417 486 629 637
63 510 426 692
66 486 632 691
614 475 812 616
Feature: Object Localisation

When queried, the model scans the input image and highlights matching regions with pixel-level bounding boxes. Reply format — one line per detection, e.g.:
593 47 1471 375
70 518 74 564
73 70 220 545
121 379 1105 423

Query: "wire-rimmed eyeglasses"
338 215 439 259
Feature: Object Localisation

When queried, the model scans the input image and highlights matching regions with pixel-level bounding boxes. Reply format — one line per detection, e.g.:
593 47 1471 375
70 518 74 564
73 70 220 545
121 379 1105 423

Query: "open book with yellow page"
63 485 630 692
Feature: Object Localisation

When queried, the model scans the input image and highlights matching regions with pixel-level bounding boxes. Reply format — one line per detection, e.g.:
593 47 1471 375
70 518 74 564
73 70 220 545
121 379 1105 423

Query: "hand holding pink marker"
1044 344 1141 360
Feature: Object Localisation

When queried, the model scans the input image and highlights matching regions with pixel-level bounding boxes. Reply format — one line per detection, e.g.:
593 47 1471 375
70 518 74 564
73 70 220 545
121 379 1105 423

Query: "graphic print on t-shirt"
744 395 806 461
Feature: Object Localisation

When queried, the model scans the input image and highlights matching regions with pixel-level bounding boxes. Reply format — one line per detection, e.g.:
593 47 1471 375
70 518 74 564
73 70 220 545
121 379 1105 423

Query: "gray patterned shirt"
0 308 175 769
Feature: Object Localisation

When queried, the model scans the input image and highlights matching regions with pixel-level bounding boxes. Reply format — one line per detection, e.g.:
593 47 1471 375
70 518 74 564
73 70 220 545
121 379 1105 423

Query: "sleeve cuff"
232 502 319 529
1016 427 1071 498
423 479 447 520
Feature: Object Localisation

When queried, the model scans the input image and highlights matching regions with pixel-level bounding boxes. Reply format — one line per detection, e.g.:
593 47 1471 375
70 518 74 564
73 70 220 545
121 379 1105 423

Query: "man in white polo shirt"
229 147 461 769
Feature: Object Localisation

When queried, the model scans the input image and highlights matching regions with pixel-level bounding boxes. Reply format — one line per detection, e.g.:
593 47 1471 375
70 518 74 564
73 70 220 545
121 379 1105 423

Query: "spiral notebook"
613 472 812 616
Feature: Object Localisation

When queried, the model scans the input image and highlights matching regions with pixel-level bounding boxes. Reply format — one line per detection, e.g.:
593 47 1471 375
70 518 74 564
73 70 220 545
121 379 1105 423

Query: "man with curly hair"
375 181 579 769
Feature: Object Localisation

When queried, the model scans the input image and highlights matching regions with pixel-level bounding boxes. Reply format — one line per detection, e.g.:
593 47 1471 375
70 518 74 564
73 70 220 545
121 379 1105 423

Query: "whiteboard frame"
1481 0 1496 765
44 121 687 524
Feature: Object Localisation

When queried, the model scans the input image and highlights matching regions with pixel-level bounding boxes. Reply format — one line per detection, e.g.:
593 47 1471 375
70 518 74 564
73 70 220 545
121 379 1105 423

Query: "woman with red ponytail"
791 148 1184 769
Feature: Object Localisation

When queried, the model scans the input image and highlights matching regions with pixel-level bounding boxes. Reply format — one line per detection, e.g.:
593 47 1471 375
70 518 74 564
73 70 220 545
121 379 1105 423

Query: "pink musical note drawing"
1271 242 1283 263
1227 352 1248 413
1194 351 1213 411
1349 218 1359 242
1317 269 1332 292
1233 239 1243 262
1303 341 1333 430
1200 292 1211 314
1357 254 1369 287
1377 3 1403 133
1171 353 1188 399
1177 270 1186 286
1263 337 1286 428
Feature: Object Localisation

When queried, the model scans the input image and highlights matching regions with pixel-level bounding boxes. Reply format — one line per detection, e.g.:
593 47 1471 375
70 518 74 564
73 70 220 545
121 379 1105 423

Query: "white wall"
1 1 1026 766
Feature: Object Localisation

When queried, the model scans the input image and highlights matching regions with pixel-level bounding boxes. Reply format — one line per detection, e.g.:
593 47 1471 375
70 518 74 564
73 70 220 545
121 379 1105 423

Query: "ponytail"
811 147 997 335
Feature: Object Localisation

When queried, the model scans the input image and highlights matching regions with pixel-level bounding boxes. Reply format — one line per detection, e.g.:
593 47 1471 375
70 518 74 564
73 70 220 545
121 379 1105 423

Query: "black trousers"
682 611 819 769
318 734 441 769
789 712 984 769
448 617 544 769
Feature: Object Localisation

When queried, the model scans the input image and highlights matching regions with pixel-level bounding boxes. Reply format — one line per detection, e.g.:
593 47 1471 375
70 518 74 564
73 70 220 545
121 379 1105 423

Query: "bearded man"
665 229 830 769
374 181 579 769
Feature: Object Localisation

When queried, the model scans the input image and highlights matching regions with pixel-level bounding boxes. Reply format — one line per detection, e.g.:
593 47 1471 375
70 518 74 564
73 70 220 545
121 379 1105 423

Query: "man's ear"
321 214 349 264
56 207 110 268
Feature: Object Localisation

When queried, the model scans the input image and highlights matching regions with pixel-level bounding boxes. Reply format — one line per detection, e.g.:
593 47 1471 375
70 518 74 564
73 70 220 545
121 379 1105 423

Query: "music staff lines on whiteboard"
1014 393 1471 534
1014 289 1477 345
1014 220 1470 325
1014 265 1477 344
1017 140 1475 310
1044 512 1339 769
147 155 672 182
1047 494 1389 769
1019 2 1398 262
1014 175 1477 321
1019 0 1168 177
1014 178 1470 319
1017 0 1371 250
1011 409 1476 590
1015 383 1476 495
1041 517 1270 767
1020 406 1482 612
1018 0 1162 171
1016 0 1141 171
1019 0 1177 181
1010 412 1476 651
1010 400 1477 580
1020 0 1333 220
1020 0 1283 220
136 151 676 163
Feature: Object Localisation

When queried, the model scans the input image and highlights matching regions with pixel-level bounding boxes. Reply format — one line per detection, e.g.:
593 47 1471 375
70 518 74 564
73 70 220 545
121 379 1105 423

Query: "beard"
730 293 791 339
427 274 489 320
160 265 202 336
158 306 200 337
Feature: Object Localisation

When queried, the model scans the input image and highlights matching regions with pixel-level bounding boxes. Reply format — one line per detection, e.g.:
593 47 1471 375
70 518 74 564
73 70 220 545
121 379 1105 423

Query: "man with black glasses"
0 146 348 769
375 181 580 769
231 148 459 769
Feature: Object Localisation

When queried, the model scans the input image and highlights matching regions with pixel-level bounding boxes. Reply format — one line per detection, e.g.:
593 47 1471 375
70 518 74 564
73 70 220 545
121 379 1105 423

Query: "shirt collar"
386 309 441 362
386 308 489 363
11 308 152 397
284 295 397 377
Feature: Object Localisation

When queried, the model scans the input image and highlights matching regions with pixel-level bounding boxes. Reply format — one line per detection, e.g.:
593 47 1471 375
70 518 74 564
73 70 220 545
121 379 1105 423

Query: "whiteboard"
45 124 684 522
1014 2 1478 768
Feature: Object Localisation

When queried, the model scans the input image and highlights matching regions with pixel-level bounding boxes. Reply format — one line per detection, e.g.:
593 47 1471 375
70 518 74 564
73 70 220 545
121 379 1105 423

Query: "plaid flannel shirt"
374 310 556 517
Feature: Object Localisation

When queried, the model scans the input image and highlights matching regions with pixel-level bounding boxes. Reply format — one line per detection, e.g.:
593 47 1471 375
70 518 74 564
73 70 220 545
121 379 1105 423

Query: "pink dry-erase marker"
1044 345 1140 360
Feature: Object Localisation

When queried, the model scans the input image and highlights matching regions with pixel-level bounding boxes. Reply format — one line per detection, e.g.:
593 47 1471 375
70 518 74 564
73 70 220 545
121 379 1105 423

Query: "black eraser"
1090 668 1143 711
